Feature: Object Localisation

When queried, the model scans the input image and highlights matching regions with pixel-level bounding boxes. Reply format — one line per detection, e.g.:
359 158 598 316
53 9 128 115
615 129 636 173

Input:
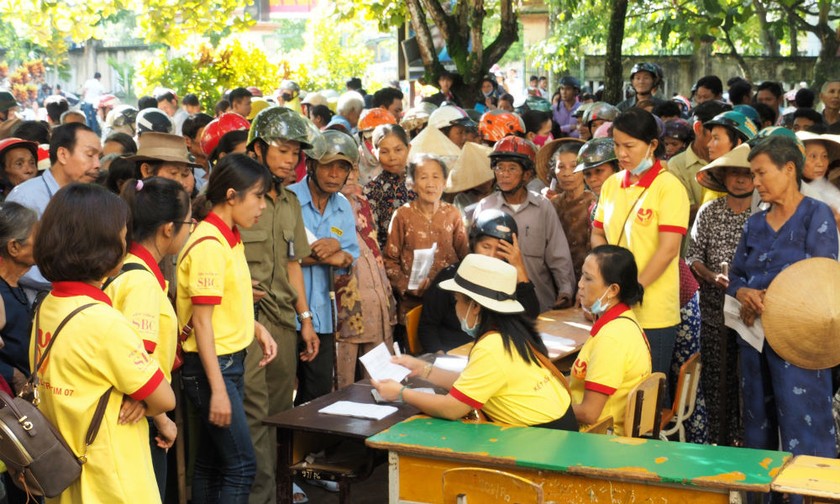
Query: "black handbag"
0 303 111 498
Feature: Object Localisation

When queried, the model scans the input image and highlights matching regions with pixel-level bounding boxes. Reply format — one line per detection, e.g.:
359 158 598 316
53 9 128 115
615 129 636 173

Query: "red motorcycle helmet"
200 112 251 157
479 110 525 143
489 136 537 172
0 137 39 167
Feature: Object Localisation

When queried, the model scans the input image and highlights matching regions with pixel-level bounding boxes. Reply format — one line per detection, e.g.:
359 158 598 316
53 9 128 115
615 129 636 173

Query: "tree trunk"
812 25 839 92
603 0 628 104
752 0 780 56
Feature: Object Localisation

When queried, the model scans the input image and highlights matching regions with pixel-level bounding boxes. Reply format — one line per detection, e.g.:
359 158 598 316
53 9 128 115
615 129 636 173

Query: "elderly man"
334 91 365 133
820 79 840 127
617 62 667 111
0 92 22 140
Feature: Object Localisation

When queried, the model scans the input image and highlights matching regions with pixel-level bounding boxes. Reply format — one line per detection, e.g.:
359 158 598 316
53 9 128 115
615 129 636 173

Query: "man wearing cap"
552 77 581 139
129 132 200 194
288 132 359 405
0 92 22 141
7 123 101 295
617 62 667 112
426 70 462 107
0 138 38 198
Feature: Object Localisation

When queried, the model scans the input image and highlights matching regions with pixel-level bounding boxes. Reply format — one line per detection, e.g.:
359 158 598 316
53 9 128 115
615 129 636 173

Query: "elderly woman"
688 143 754 446
373 254 577 430
728 134 838 482
591 108 689 396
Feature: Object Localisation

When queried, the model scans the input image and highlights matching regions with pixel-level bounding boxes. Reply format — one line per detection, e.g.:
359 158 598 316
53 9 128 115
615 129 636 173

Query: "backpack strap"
526 341 572 395
177 236 221 344
101 263 148 291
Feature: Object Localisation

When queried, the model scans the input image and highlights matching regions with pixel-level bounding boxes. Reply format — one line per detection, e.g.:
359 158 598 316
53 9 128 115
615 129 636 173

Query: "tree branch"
405 0 441 74
467 0 485 82
721 12 752 81
419 0 455 47
483 0 517 67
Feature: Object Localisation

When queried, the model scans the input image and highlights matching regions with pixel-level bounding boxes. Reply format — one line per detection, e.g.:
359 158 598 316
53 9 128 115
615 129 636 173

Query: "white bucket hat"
439 254 524 313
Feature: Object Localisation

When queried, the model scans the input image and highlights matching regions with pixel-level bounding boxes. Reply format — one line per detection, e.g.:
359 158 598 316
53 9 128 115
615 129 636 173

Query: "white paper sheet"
540 333 576 357
723 294 765 352
359 342 411 382
318 401 397 420
305 227 318 245
408 243 437 290
433 356 468 373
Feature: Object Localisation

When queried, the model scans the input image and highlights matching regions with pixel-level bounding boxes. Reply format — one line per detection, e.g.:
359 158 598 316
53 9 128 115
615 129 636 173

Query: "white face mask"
588 289 611 317
458 300 481 337
630 145 654 176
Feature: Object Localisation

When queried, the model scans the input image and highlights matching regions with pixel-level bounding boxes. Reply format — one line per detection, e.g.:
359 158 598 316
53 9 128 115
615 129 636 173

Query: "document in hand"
723 294 765 352
360 342 411 382
408 243 437 290
318 401 397 421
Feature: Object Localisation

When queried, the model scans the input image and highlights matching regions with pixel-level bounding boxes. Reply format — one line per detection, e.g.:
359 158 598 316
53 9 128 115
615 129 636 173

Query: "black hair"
49 123 94 165
588 245 644 306
653 101 681 119
137 96 157 110
612 108 665 158
45 100 69 124
214 99 230 116
372 87 404 109
522 110 551 134
807 123 829 134
182 113 214 141
794 88 816 108
105 156 138 194
695 75 723 97
156 91 177 104
0 202 38 259
499 93 515 105
310 104 333 125
749 135 804 187
751 102 777 126
229 87 252 104
206 153 271 206
728 78 752 105
793 108 824 125
372 124 409 148
120 176 190 246
182 93 200 107
407 153 448 182
529 75 538 83
12 120 50 144
35 183 129 282
756 81 783 99
103 132 137 155
691 100 732 124
212 129 249 163
468 303 547 366
94 72 101 79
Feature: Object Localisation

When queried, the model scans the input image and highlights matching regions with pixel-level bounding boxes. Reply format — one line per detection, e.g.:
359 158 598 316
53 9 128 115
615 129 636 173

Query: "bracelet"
422 363 433 379
398 385 409 403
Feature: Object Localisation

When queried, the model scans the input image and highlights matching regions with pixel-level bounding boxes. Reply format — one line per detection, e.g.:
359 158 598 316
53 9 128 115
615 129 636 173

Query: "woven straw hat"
445 142 493 193
762 257 840 369
409 125 461 168
535 138 584 187
696 143 751 193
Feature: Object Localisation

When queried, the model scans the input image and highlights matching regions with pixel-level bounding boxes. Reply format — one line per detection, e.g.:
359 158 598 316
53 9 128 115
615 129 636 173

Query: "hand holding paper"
360 343 411 382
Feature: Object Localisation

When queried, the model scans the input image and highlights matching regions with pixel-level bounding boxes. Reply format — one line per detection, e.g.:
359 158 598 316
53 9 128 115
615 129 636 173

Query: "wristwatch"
298 310 313 321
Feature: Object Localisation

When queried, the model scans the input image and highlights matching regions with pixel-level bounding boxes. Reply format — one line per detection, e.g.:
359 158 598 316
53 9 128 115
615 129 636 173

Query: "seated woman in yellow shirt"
373 254 577 431
572 245 652 435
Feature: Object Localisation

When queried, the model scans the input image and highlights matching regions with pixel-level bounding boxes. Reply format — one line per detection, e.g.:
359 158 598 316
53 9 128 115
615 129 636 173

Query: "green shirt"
240 186 311 330
667 145 706 208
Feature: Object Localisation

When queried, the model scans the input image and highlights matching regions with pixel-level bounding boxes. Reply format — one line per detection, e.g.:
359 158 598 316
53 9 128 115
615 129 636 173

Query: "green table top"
367 417 790 491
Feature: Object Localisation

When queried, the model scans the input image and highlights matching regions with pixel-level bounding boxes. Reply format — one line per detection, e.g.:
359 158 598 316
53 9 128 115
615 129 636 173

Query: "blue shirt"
728 197 838 295
288 176 360 333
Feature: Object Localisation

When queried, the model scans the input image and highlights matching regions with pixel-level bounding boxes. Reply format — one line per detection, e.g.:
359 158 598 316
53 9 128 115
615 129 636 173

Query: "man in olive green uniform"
242 106 323 504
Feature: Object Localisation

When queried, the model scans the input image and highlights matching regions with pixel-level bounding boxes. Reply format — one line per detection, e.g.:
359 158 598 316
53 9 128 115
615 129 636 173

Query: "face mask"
281 93 293 102
533 133 553 148
459 300 481 337
630 145 654 176
589 289 611 317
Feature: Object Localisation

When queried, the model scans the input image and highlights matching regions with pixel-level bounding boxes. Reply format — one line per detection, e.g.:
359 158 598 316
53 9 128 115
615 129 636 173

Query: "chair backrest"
405 305 423 355
624 372 666 438
581 415 614 435
671 353 701 420
442 467 544 504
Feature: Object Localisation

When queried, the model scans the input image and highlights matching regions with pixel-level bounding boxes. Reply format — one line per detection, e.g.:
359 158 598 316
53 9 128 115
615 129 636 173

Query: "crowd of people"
0 63 837 504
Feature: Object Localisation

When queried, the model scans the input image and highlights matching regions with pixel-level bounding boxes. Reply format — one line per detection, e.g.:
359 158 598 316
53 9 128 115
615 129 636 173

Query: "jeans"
644 325 678 405
148 417 167 502
182 351 255 504
80 102 101 136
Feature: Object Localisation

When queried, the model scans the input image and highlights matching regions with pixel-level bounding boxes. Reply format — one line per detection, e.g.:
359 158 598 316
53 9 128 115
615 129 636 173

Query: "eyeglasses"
178 218 198 233
492 165 523 174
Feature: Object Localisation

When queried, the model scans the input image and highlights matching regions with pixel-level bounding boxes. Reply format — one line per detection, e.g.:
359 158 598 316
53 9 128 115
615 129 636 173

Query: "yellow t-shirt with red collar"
176 212 254 355
450 331 572 426
30 282 164 504
593 161 689 328
569 304 651 436
105 243 178 382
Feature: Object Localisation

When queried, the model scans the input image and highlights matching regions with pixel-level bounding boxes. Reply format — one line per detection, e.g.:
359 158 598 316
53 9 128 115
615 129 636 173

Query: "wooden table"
771 455 840 502
264 383 419 504
448 307 592 363
367 416 790 503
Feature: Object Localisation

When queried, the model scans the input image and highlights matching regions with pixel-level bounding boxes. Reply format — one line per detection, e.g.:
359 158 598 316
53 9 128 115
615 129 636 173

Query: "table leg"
276 427 294 504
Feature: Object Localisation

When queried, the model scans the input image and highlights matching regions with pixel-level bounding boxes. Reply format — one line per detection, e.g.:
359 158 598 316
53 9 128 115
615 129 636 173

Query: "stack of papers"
318 401 397 421
359 343 411 382
723 295 765 352
541 333 576 357
433 356 468 373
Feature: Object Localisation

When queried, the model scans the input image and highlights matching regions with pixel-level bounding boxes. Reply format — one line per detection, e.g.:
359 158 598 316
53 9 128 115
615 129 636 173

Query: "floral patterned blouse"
364 170 417 251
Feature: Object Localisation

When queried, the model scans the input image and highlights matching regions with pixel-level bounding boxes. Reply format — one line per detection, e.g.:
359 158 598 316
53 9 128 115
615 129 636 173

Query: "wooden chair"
623 372 666 438
660 353 701 442
442 467 543 504
581 415 614 435
405 305 423 355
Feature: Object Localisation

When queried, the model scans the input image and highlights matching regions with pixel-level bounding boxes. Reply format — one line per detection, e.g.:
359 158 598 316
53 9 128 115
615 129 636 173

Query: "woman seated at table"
418 209 540 354
571 245 651 435
372 254 577 431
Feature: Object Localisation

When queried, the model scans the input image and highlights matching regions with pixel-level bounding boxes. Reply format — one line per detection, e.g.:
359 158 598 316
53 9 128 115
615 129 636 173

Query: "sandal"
293 482 309 504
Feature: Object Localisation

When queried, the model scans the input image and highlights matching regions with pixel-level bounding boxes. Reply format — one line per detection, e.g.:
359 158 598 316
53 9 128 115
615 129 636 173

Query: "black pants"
295 332 336 405
534 406 579 432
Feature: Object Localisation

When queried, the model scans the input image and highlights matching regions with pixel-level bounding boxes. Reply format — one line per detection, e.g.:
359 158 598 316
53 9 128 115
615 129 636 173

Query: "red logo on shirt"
635 208 653 225
572 359 587 380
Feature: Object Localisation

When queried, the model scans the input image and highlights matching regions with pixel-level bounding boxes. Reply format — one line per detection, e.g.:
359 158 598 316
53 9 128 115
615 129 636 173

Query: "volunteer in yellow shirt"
176 154 277 504
104 177 192 500
372 254 577 430
572 245 652 435
31 183 175 504
592 108 688 400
